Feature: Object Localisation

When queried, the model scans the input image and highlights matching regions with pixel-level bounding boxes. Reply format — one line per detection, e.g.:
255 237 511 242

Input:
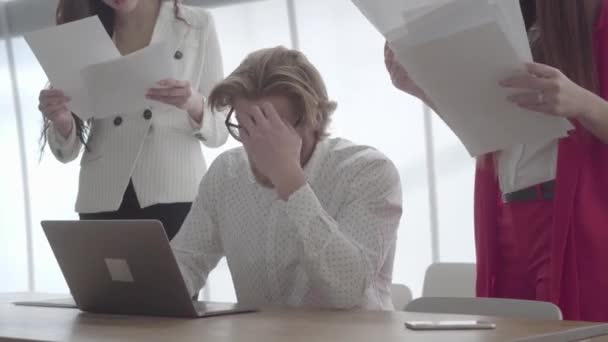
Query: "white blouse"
47 2 228 213
171 138 403 310
497 140 558 194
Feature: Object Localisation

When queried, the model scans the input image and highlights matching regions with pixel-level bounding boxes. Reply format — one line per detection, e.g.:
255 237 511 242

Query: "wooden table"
1 293 607 342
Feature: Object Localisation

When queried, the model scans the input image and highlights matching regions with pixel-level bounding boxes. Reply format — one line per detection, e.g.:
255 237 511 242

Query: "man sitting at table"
171 46 402 310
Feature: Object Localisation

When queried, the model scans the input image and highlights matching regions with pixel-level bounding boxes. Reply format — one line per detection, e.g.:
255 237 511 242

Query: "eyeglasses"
225 108 242 142
225 107 304 142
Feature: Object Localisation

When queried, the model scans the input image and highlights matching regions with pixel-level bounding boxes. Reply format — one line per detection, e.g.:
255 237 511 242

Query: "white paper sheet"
352 0 451 37
24 16 120 119
351 0 573 156
402 1 451 23
489 0 532 60
391 22 571 156
82 41 175 116
24 16 175 120
381 2 451 41
402 0 504 48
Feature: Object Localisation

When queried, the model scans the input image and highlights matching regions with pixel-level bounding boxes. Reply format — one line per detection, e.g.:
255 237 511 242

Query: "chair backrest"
390 284 413 311
512 324 608 342
405 297 563 320
422 262 476 297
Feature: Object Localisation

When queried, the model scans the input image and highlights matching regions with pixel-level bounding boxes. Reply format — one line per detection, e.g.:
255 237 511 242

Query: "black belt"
503 180 556 203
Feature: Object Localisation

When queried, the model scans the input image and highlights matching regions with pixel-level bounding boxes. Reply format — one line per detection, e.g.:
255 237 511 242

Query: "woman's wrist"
52 113 74 139
579 91 606 122
186 90 205 124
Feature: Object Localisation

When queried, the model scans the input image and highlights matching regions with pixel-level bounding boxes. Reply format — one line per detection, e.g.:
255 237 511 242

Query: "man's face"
232 95 314 187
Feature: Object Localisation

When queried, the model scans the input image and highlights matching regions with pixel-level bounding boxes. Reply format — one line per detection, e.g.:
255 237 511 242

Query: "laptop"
16 220 254 318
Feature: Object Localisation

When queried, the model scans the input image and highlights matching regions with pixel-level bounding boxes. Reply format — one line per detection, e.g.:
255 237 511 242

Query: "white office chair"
422 262 476 297
390 284 413 311
405 297 563 320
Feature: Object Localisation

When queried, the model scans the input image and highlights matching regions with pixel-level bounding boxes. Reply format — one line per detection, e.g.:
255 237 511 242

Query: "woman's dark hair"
533 0 600 94
40 0 182 154
56 0 182 37
520 0 537 31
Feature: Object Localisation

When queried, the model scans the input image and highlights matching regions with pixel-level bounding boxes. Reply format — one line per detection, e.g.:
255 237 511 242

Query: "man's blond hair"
208 46 337 138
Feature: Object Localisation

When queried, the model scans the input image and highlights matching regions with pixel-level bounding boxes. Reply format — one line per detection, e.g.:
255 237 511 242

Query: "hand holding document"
352 0 573 156
25 16 175 120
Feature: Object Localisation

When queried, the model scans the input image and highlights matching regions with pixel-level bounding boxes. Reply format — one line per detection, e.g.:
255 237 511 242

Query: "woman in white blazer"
38 0 228 239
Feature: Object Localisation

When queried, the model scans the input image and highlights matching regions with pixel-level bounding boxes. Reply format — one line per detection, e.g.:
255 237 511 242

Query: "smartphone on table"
404 320 496 331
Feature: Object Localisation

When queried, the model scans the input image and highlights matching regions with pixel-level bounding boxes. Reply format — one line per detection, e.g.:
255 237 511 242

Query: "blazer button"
194 133 206 141
113 116 123 126
143 109 153 120
174 50 183 60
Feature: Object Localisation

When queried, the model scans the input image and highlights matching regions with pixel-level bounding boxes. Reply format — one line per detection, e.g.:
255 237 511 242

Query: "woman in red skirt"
386 0 608 321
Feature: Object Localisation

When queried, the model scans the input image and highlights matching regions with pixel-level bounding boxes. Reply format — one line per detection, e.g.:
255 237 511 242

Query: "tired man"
171 46 402 310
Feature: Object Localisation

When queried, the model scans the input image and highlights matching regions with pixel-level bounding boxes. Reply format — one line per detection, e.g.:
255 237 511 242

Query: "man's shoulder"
206 147 248 178
321 138 396 174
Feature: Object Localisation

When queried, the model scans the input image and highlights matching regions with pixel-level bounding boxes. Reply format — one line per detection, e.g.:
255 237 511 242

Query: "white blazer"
47 3 228 214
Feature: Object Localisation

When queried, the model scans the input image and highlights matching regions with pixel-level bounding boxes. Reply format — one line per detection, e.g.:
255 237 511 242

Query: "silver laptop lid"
41 220 197 317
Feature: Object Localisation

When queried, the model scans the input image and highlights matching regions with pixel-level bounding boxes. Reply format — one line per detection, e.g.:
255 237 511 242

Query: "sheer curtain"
0 36 29 293
0 0 476 299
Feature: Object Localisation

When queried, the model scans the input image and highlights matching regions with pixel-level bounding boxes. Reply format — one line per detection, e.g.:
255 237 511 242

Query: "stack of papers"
25 16 175 120
352 0 572 156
